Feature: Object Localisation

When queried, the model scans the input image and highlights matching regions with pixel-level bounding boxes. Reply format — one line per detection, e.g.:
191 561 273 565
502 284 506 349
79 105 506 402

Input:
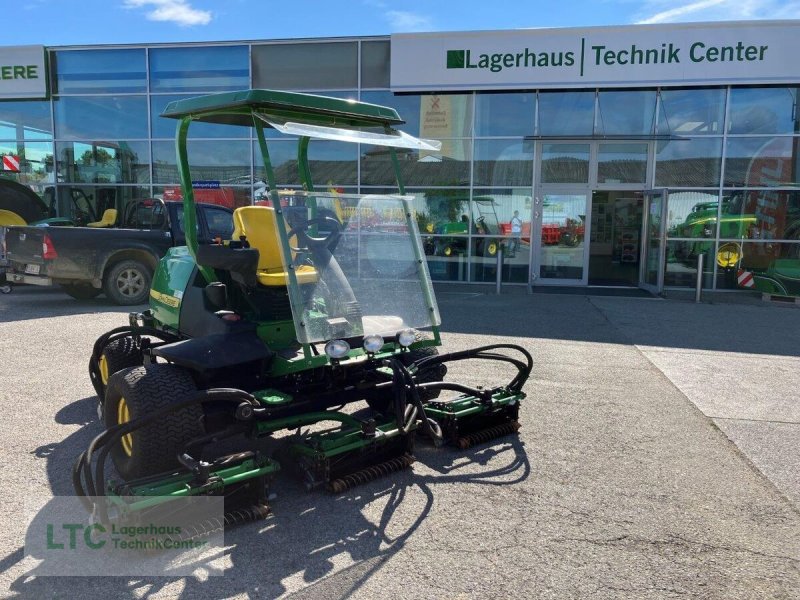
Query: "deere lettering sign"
0 45 47 99
391 20 800 91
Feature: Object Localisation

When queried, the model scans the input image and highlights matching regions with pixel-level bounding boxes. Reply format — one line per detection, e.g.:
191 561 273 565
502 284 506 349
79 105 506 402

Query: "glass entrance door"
534 191 590 284
639 189 668 293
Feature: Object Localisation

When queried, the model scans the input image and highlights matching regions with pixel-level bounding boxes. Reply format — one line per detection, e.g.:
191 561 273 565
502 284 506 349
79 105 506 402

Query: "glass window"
0 101 52 140
150 95 249 139
541 143 589 184
715 241 800 292
252 42 357 90
475 92 535 137
657 88 725 135
53 185 151 225
203 205 236 239
538 91 594 136
360 91 422 135
597 143 648 184
54 96 148 140
665 240 714 288
255 140 357 187
718 190 800 241
0 140 54 188
596 90 656 136
150 46 249 93
724 137 800 187
728 87 800 135
666 190 721 239
360 140 471 187
473 139 533 186
56 141 150 184
361 41 390 88
655 138 722 187
53 49 146 94
153 140 250 185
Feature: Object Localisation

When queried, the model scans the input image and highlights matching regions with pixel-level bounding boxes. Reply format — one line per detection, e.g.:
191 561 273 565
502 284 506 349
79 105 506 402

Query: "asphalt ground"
0 284 798 599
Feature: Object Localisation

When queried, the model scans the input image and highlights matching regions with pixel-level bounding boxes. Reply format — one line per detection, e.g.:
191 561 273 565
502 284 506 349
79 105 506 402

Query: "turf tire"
104 364 204 481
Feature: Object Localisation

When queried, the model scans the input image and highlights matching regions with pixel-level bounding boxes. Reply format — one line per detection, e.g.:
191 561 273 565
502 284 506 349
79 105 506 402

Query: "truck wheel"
91 336 144 404
366 334 447 414
104 364 204 481
61 283 102 300
103 260 151 305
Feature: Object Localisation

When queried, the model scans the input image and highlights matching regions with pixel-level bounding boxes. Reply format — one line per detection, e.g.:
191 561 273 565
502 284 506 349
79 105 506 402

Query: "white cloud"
636 0 800 24
123 0 212 27
385 10 433 31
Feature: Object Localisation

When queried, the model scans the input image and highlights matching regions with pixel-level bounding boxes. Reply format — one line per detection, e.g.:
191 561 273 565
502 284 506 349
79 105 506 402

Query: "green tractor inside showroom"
74 90 530 523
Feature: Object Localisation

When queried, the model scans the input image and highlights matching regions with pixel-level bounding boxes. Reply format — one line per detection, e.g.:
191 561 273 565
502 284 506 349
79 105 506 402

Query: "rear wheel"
61 283 102 300
103 259 151 305
104 364 204 481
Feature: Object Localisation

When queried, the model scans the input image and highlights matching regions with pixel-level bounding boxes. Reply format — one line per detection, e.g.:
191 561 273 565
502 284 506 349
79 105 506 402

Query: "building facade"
1 20 799 292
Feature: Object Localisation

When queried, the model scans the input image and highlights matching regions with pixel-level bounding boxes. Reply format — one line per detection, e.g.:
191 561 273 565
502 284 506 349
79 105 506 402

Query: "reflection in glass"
475 92 535 137
56 140 150 184
666 190 721 239
541 143 589 184
657 88 725 135
361 41 390 88
252 42 357 90
724 137 800 187
360 141 471 187
719 190 800 241
53 49 147 94
0 140 54 188
728 87 800 135
150 46 249 92
539 193 587 280
596 90 656 136
54 96 148 140
0 101 52 139
150 95 249 139
255 140 357 187
473 139 533 186
655 138 722 187
665 240 714 288
153 140 250 184
597 143 648 184
716 241 800 293
538 91 594 136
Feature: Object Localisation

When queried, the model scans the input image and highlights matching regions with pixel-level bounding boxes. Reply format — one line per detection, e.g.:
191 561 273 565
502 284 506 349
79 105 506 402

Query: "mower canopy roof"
161 89 404 128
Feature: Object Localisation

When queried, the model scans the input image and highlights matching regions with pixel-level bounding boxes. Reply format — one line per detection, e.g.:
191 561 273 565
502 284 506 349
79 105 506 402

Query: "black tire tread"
104 364 204 481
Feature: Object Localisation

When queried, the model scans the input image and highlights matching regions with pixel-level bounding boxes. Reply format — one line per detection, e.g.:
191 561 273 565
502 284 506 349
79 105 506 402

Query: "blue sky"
10 0 800 46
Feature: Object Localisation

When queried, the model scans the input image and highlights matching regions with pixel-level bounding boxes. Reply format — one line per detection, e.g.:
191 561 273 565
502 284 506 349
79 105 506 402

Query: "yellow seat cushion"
232 206 318 287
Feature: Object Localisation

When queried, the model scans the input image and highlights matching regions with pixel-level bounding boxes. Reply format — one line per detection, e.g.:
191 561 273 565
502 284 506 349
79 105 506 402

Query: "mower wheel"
92 336 143 403
61 283 102 300
366 334 447 414
104 364 204 481
103 259 152 305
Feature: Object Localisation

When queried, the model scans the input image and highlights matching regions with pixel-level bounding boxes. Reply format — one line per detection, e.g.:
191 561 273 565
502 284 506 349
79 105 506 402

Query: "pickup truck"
4 200 233 305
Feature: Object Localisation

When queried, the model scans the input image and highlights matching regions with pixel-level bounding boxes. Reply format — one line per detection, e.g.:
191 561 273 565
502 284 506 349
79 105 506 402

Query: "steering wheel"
286 216 342 253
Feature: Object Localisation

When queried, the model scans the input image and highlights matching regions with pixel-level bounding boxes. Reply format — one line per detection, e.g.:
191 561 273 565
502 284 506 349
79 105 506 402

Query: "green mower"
75 90 530 526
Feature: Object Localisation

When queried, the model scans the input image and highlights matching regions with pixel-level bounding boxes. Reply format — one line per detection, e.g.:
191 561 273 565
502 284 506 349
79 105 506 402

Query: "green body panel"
149 246 196 330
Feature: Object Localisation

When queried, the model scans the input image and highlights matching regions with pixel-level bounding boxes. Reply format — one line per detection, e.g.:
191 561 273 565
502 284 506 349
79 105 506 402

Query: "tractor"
75 90 530 526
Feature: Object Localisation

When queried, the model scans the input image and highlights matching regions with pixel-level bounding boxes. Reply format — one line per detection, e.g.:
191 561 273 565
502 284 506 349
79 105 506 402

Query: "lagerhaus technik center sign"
391 20 800 91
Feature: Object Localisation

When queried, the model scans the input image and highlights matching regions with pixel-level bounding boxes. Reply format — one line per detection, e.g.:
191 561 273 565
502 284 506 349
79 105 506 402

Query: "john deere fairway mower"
75 90 530 524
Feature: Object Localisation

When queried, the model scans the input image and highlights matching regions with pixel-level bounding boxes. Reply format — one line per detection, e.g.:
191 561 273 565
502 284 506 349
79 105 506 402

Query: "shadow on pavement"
3 394 530 599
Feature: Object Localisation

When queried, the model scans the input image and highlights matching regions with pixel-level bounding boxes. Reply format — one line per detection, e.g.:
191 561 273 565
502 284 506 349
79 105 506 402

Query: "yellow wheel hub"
117 397 133 457
717 242 741 268
99 354 109 385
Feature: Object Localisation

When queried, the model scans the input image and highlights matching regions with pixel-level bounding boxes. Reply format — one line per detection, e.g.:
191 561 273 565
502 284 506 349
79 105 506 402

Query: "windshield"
267 191 440 344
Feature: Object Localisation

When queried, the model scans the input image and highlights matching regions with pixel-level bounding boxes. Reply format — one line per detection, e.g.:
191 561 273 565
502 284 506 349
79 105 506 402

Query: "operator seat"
232 206 318 286
86 208 117 228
